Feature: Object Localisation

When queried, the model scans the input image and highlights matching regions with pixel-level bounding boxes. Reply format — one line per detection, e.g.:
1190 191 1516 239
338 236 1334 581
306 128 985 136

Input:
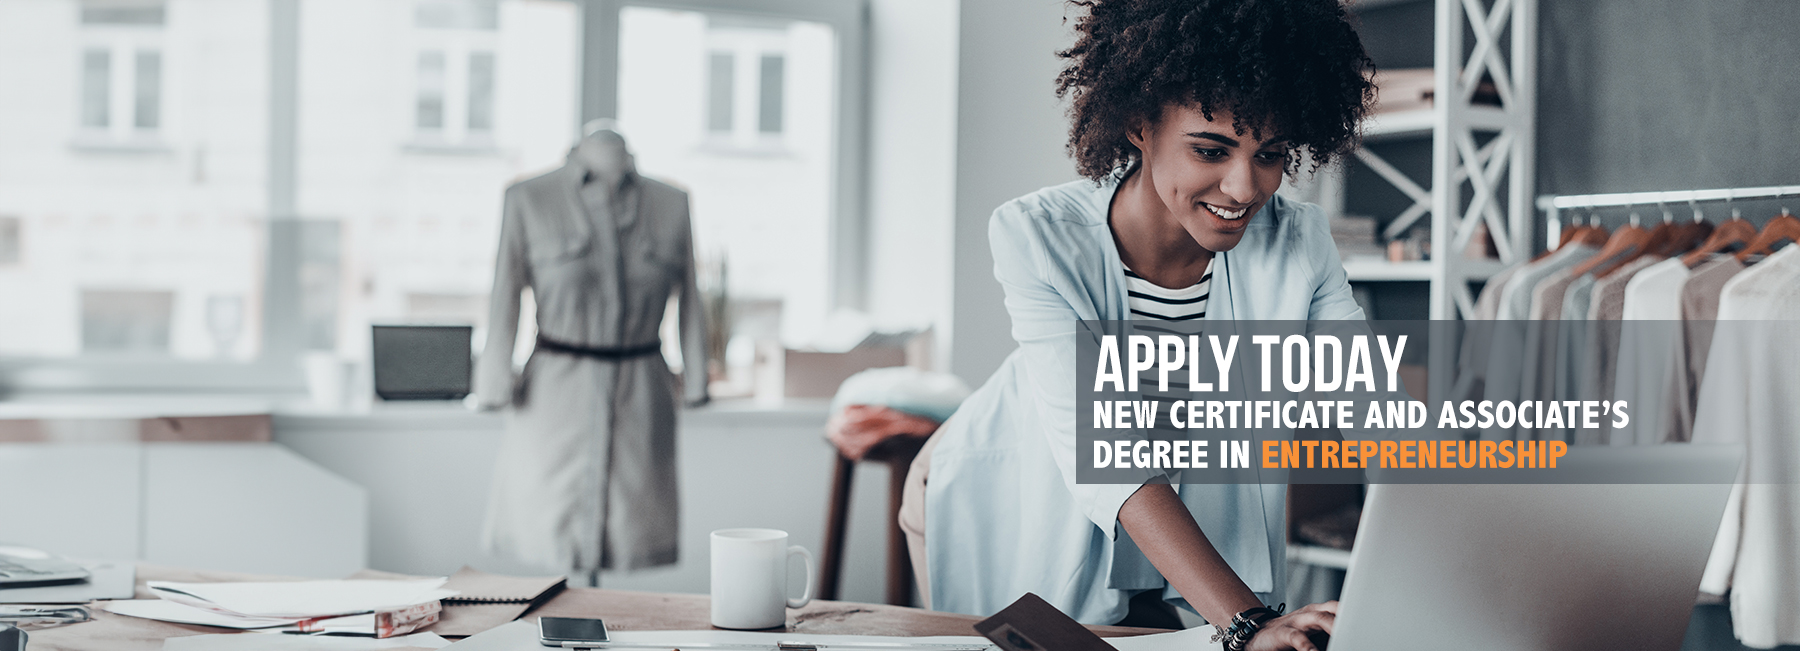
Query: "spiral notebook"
433 567 566 638
441 567 565 605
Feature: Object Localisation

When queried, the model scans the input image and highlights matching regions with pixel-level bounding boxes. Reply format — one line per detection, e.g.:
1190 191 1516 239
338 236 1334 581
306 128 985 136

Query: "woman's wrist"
1210 603 1286 651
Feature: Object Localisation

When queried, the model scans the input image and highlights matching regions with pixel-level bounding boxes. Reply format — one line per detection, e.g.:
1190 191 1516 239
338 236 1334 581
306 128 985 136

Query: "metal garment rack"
1536 184 1800 250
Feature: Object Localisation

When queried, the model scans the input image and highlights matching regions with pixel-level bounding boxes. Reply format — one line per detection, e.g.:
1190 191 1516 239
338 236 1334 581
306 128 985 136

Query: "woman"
898 2 1374 650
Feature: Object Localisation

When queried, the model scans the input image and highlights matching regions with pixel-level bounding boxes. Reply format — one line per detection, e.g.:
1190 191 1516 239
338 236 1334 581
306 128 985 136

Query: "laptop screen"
371 325 473 400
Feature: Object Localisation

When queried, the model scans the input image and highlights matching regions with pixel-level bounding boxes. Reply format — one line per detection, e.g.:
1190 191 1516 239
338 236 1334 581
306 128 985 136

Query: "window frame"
71 5 168 150
0 0 870 396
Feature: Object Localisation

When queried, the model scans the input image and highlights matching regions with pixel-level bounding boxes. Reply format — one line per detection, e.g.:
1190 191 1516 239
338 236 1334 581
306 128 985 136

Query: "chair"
816 407 936 606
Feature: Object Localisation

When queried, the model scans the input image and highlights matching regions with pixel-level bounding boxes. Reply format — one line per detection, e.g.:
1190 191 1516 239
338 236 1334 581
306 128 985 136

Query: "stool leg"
818 454 855 601
885 458 916 607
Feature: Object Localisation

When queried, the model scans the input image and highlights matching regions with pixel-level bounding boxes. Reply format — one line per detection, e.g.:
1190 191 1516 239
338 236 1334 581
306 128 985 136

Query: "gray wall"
947 0 1080 385
1537 0 1800 199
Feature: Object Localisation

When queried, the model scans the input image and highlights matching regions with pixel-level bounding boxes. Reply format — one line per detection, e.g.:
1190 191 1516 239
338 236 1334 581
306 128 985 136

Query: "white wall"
946 0 1081 385
863 0 959 368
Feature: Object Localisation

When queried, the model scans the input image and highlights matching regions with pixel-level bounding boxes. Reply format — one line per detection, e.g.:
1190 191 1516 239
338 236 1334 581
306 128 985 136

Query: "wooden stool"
817 434 929 606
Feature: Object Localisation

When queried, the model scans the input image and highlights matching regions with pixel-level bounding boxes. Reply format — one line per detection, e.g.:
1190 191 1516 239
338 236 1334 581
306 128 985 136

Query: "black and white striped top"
1125 259 1213 322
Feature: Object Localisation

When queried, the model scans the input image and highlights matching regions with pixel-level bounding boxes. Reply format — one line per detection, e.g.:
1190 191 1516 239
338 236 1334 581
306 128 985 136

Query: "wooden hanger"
1530 218 1593 262
1568 215 1648 279
1681 202 1757 268
1737 207 1800 262
1576 211 1656 276
1656 219 1714 257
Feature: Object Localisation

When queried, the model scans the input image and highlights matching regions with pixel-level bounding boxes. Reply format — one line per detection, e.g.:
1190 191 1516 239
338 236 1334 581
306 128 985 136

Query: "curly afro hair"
1056 0 1376 179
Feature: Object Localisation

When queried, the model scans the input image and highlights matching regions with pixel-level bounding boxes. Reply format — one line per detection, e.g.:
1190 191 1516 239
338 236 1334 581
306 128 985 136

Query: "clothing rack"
1536 184 1800 251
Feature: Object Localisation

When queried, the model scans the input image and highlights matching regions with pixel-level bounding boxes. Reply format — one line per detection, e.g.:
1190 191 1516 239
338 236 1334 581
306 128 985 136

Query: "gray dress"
477 160 708 571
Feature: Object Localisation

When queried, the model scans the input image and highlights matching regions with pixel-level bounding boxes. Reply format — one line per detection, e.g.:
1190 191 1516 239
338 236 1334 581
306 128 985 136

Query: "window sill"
401 138 500 156
694 138 793 159
0 393 829 432
67 135 175 154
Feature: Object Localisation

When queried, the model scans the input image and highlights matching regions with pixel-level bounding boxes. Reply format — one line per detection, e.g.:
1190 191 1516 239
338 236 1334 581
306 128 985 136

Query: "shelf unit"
1322 0 1537 318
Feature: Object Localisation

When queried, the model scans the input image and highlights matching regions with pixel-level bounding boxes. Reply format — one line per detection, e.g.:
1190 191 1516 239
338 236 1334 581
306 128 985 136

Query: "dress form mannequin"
477 120 709 577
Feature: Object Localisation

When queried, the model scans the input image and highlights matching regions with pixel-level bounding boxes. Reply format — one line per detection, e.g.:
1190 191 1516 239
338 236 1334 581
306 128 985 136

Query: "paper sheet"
1105 626 1222 651
442 620 1221 651
162 631 452 650
148 579 457 618
105 599 302 629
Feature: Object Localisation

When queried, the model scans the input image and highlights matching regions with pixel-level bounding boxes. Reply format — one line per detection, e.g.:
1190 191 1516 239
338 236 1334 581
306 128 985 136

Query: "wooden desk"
27 564 1163 650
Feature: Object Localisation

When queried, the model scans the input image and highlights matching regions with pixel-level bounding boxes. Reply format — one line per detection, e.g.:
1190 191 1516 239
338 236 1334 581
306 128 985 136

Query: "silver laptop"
0 546 88 587
1328 444 1743 651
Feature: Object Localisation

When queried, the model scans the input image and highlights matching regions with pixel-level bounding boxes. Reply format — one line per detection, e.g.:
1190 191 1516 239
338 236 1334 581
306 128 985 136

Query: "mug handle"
786 545 815 609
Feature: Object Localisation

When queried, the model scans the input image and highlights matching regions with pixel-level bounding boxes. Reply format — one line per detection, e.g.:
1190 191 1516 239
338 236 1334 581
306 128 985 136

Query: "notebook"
433 567 566 638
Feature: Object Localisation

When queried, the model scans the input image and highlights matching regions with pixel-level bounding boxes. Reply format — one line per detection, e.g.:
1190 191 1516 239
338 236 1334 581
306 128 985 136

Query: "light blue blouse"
924 176 1364 624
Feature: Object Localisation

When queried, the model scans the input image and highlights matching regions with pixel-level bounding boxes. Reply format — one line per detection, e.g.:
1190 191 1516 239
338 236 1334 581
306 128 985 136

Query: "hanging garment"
1527 266 1584 321
1657 256 1745 443
476 161 708 571
1689 245 1800 648
1443 261 1525 413
1519 265 1593 440
1472 262 1523 320
1578 255 1663 443
1611 257 1691 445
1481 245 1596 440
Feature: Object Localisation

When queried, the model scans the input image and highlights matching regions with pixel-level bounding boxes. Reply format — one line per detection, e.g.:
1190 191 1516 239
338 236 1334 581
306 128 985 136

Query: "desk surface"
27 564 1162 650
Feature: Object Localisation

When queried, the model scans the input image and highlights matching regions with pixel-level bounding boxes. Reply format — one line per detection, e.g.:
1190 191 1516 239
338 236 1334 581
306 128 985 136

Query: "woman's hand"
1242 601 1337 651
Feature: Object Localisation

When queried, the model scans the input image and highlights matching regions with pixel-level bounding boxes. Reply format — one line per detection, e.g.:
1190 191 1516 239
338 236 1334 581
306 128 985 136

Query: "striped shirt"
1125 259 1213 322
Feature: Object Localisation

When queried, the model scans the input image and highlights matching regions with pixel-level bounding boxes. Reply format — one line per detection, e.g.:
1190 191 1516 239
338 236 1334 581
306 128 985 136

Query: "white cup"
710 528 814 629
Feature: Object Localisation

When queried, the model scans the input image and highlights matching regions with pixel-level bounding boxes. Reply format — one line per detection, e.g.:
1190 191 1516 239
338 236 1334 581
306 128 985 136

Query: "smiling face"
1126 104 1289 252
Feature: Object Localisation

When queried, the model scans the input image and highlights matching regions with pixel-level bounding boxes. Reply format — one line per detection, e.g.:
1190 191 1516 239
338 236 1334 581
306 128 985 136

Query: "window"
76 0 165 143
0 217 21 266
706 52 733 133
757 54 784 134
0 0 866 393
695 16 794 148
411 0 499 146
417 51 446 129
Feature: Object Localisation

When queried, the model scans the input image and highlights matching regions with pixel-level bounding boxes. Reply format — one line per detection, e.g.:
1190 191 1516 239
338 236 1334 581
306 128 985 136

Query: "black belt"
535 335 662 360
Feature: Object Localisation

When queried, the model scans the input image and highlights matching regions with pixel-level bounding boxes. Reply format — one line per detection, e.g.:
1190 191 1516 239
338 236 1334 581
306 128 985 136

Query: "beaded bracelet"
1209 603 1286 651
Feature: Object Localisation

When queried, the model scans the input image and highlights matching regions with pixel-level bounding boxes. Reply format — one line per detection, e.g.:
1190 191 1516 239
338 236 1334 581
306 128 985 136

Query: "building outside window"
620 6 836 355
0 0 863 395
298 0 578 364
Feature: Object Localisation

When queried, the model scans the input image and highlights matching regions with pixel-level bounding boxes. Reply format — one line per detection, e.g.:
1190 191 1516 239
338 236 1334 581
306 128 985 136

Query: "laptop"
371 325 474 400
0 546 88 588
1327 444 1743 651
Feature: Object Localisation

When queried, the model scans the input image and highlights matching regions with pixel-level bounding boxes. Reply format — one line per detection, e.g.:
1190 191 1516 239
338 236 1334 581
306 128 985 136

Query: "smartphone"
539 617 609 647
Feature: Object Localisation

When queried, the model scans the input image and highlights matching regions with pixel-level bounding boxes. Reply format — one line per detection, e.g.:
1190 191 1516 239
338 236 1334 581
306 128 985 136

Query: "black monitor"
371 325 473 401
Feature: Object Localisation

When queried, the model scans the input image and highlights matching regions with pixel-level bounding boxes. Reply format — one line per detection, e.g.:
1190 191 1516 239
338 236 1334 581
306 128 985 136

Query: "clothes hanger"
1530 215 1590 262
1657 200 1714 258
1585 206 1657 278
1736 191 1800 262
1634 201 1679 258
1575 211 1611 247
1681 193 1757 268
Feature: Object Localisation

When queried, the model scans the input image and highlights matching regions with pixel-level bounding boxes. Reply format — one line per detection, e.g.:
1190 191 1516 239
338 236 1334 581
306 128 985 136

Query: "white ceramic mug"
710 528 814 629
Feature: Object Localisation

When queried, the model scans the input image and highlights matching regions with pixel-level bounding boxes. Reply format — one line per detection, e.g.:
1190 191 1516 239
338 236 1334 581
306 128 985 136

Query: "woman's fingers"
1293 600 1339 615
1285 610 1336 635
1248 625 1321 651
